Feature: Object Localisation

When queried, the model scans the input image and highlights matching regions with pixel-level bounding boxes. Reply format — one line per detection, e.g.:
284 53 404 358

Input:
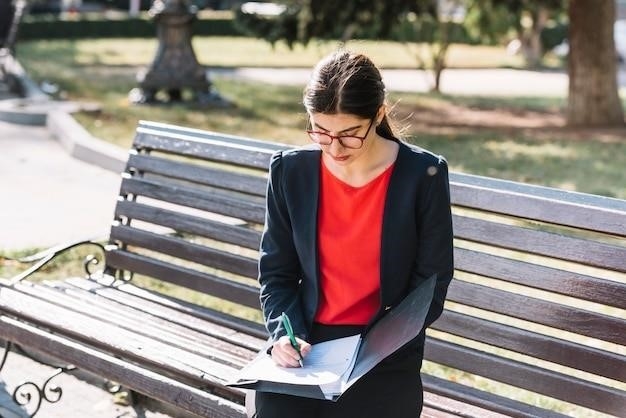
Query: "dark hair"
303 51 398 141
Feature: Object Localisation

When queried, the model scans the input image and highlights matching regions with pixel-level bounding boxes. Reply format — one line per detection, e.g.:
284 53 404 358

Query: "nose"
329 136 345 152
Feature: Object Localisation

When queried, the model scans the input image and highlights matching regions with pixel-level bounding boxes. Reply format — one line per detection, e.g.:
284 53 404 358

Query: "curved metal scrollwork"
83 254 101 279
12 365 76 417
5 240 106 285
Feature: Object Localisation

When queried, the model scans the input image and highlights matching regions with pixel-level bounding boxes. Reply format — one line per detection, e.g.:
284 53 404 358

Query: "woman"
253 51 454 418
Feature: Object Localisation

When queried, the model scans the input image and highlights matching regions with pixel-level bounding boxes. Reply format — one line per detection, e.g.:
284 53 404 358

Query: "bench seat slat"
115 201 262 250
18 282 254 369
128 154 267 197
455 247 626 309
0 286 246 388
63 277 267 347
447 280 626 345
133 132 273 170
0 316 247 418
425 339 626 416
450 180 626 237
433 310 626 382
453 215 626 271
110 225 258 280
120 177 266 225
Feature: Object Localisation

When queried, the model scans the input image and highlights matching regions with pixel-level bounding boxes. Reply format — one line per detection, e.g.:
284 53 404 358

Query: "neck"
323 135 399 186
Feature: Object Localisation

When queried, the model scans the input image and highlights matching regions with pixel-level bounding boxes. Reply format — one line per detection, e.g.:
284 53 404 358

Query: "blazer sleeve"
258 151 308 341
413 157 454 328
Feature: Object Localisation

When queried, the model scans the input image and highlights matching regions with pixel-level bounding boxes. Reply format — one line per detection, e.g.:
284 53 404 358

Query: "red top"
315 159 395 325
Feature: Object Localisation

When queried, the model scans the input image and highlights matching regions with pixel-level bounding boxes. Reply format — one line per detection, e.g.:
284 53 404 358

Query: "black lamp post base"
130 0 231 108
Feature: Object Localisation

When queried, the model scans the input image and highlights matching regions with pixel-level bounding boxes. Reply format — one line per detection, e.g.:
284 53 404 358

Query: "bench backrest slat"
133 132 272 169
455 247 626 309
120 177 266 224
450 173 626 236
425 339 626 416
103 121 626 416
106 250 260 309
127 154 268 196
453 215 626 271
114 201 261 250
109 225 258 280
448 280 626 345
434 311 626 382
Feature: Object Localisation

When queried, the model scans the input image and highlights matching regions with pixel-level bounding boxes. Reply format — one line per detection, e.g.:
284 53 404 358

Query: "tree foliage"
234 0 427 47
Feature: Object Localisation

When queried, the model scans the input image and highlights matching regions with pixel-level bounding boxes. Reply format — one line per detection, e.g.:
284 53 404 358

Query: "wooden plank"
453 215 626 272
449 178 626 236
18 282 256 367
447 280 626 345
132 132 273 170
424 339 626 416
61 277 267 349
109 225 258 279
0 316 247 418
432 310 626 382
114 201 262 250
137 121 285 153
422 374 570 418
454 247 626 309
105 250 260 309
0 286 245 387
120 177 266 225
127 154 267 197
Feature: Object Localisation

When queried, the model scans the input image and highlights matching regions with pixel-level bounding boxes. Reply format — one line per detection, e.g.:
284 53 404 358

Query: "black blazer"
258 140 454 344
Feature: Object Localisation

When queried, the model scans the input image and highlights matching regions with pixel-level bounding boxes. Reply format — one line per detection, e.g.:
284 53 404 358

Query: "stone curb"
47 110 127 174
1 53 127 174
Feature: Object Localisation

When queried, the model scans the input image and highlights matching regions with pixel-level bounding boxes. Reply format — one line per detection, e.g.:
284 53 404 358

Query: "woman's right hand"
271 336 311 368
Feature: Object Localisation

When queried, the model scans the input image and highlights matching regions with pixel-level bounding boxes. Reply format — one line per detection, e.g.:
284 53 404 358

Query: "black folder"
227 274 436 401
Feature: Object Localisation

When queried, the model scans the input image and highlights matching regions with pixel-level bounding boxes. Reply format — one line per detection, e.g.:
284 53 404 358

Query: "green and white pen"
281 312 304 367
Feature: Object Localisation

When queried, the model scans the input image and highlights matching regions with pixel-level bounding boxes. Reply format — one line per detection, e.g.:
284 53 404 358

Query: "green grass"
18 37 527 69
16 40 626 198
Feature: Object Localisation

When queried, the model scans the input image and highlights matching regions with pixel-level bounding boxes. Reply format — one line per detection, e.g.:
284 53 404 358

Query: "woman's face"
308 112 379 166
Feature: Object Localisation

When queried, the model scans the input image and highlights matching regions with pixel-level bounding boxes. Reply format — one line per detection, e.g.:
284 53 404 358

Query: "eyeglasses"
306 118 375 149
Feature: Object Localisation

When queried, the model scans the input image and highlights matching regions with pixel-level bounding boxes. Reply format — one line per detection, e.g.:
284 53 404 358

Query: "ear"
376 105 386 125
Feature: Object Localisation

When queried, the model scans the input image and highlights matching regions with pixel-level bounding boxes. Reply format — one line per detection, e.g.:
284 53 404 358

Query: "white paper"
234 334 361 398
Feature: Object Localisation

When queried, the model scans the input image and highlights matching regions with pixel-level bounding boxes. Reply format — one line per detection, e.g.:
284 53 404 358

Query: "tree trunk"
566 0 624 126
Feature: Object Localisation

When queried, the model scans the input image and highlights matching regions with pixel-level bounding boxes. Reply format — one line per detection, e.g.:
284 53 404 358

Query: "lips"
331 155 349 161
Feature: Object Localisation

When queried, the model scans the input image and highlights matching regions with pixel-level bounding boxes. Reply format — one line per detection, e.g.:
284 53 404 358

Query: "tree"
467 0 566 68
468 0 624 127
566 0 624 126
398 0 468 92
235 0 466 92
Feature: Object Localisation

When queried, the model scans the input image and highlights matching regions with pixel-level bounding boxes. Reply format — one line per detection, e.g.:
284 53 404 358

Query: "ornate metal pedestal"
129 0 230 106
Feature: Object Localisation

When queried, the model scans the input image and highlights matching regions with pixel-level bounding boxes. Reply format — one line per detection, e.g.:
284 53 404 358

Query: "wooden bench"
1 120 625 417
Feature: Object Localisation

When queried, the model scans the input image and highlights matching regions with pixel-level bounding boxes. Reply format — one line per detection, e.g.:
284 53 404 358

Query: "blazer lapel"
379 144 417 308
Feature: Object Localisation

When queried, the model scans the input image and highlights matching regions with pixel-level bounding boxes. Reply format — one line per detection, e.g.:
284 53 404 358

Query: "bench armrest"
1 240 108 285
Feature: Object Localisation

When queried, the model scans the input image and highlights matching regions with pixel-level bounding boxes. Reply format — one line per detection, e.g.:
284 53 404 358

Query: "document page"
233 334 361 389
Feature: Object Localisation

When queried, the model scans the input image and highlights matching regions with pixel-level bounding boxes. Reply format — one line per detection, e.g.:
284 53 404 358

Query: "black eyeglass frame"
306 118 375 149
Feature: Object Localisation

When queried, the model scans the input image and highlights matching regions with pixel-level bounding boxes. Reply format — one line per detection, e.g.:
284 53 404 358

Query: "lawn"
17 37 626 199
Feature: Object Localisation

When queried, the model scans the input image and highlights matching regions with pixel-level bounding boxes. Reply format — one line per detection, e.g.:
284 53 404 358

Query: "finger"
271 341 300 367
278 337 303 362
297 339 312 358
273 348 300 367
